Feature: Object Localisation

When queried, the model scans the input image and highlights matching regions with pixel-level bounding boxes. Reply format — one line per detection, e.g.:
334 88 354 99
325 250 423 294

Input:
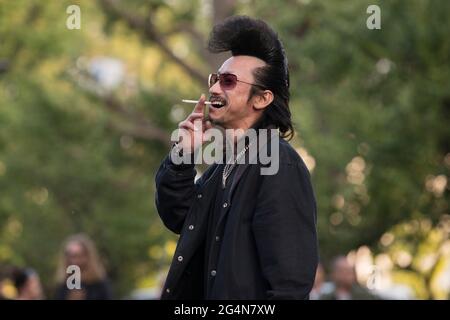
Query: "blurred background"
0 0 449 299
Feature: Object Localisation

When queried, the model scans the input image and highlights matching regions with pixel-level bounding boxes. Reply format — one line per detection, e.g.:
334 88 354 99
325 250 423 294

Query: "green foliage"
244 0 450 260
0 0 448 298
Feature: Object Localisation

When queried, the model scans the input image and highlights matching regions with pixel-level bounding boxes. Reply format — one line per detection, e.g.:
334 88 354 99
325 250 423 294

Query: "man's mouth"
209 96 227 108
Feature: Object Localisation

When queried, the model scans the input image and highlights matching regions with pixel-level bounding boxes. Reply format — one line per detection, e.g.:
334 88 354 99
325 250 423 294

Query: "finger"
193 119 203 132
193 94 206 114
179 121 197 131
187 112 204 121
203 120 213 131
201 121 213 142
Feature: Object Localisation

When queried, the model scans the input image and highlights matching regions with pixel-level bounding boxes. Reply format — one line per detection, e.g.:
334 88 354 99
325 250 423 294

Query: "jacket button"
177 255 183 262
197 194 202 199
222 202 228 208
166 288 170 293
211 270 217 277
188 225 194 230
215 236 220 242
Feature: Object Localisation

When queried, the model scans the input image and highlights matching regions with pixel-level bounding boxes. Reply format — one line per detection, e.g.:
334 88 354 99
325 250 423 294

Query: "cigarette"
182 99 212 105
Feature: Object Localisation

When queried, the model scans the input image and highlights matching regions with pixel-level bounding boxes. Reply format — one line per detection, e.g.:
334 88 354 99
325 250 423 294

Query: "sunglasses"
208 73 264 91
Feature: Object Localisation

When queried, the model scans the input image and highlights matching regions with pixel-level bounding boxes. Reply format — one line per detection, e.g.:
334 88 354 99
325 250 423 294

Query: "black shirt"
203 163 237 298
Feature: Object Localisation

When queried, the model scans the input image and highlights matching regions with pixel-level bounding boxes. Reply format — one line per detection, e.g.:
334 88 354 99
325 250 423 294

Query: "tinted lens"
219 74 237 90
208 73 219 88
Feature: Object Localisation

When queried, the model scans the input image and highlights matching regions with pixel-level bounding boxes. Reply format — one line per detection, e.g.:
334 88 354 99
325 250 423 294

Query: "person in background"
54 233 113 300
320 256 380 300
0 265 12 300
12 267 44 300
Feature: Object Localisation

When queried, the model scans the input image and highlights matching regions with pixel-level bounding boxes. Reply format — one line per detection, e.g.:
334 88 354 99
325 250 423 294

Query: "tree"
0 0 448 298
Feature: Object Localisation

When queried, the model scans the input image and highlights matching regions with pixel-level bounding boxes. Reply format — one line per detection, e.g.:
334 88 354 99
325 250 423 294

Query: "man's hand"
176 94 213 154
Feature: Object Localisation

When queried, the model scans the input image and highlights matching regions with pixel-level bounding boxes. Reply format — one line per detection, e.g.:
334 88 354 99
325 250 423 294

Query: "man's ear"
253 90 274 110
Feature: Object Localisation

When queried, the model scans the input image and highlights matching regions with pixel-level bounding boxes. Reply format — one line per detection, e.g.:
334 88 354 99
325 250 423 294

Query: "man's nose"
209 80 222 96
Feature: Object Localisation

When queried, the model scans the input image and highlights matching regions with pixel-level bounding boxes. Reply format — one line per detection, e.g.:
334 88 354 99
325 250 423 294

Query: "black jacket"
155 136 318 300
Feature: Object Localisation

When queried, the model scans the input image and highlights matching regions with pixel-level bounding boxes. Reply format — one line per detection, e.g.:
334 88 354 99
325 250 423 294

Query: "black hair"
208 15 294 140
12 268 36 291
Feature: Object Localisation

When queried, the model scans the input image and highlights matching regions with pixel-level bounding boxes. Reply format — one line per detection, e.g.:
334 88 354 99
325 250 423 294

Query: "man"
320 256 380 300
155 16 318 299
12 268 45 300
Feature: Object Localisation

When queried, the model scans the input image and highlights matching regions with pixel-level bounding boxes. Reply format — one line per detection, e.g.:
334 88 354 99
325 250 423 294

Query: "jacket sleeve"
155 155 197 234
252 161 318 300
